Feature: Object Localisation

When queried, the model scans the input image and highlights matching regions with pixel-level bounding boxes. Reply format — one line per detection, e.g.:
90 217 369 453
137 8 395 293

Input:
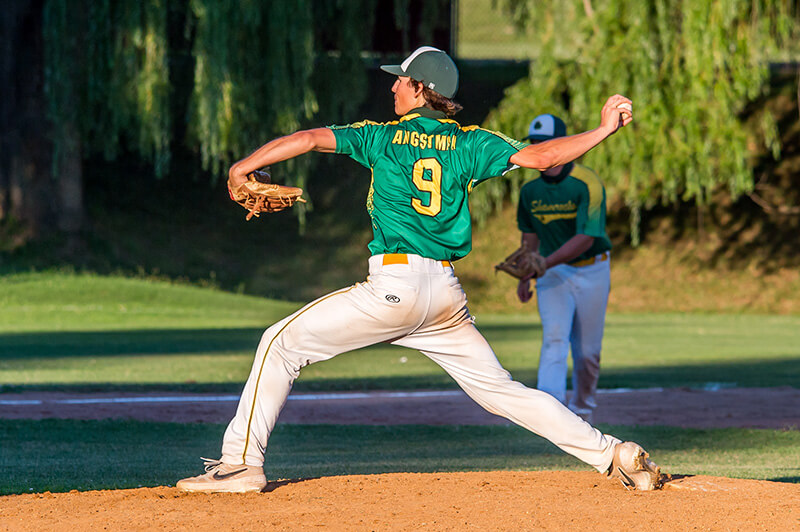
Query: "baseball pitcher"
177 46 661 493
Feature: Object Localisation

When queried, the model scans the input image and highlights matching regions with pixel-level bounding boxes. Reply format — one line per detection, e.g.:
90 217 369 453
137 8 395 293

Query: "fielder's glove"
494 244 547 280
228 169 306 220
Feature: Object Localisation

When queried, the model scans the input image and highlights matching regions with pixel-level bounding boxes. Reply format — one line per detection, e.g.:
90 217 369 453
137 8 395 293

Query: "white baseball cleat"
176 458 267 493
607 441 663 491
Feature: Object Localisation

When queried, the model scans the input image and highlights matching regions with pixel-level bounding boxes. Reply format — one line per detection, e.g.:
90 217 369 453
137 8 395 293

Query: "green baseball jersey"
329 107 525 261
516 164 612 262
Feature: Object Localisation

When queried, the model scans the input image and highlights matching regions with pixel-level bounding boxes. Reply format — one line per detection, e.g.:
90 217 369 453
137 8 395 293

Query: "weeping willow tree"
44 0 172 174
35 0 383 234
472 0 798 244
311 1 378 123
41 0 171 233
189 1 317 171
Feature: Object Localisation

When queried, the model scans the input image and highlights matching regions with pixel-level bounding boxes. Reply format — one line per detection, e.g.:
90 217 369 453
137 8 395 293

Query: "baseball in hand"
617 102 632 116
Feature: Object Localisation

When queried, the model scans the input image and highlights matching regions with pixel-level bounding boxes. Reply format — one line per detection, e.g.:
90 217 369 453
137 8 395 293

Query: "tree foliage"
40 0 381 186
472 0 798 243
44 0 172 174
188 1 317 175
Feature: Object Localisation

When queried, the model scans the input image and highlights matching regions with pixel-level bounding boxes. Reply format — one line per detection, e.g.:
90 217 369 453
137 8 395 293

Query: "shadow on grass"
0 321 541 361
596 357 800 389
477 322 543 334
0 328 266 359
2 356 799 394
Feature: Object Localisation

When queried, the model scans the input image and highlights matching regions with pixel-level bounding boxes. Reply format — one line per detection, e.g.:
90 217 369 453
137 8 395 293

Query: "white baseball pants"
535 255 611 417
221 254 619 472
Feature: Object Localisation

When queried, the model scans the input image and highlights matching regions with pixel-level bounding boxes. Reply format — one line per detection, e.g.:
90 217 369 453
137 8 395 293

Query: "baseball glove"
494 244 547 280
228 169 306 220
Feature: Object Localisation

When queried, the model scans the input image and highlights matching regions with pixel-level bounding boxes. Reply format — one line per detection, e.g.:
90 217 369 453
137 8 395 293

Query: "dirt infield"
2 387 798 530
3 472 798 531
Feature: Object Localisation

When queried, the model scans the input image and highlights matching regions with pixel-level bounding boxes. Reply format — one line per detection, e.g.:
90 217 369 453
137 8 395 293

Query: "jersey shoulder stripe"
328 119 399 130
460 125 526 150
570 164 604 211
399 113 421 123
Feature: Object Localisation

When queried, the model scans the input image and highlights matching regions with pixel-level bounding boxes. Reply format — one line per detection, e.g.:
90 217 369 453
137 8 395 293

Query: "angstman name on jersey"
390 130 458 150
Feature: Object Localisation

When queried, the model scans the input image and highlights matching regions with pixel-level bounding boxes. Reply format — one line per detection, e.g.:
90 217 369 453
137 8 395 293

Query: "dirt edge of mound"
3 471 798 532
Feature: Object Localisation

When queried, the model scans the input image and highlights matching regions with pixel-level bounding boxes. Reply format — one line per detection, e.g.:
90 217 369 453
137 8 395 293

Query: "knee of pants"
541 338 569 362
256 325 308 375
572 348 601 370
542 329 570 345
542 322 571 343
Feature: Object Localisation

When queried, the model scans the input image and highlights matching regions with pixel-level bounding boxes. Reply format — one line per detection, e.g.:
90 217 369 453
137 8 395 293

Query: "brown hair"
408 79 463 117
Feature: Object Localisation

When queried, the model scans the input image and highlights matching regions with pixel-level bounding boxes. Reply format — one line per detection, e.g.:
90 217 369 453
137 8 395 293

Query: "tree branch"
582 0 601 35
748 191 800 215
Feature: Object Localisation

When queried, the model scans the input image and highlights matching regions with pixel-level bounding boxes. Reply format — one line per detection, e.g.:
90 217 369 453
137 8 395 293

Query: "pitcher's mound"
3 471 797 531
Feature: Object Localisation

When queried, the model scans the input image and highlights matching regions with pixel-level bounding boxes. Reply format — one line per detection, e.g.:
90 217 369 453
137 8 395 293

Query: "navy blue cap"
525 114 567 141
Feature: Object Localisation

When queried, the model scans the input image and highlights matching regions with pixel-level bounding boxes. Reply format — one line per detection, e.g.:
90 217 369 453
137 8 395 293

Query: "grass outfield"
1 273 798 495
1 272 799 392
0 419 798 495
0 271 299 332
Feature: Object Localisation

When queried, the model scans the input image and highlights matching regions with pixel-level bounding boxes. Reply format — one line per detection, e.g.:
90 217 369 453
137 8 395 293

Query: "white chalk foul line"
57 395 242 405
0 390 462 406
0 384 736 406
54 391 464 405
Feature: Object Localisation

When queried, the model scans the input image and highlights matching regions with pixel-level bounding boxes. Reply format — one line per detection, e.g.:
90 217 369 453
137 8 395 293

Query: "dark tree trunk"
56 122 84 234
1 0 83 243
0 1 28 222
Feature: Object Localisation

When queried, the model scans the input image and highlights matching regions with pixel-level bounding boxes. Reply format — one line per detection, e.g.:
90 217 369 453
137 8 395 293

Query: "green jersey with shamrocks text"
329 107 525 261
516 163 612 262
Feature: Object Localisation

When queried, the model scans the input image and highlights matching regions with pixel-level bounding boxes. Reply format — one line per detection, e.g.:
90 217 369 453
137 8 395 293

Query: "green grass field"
0 420 797 495
2 272 799 392
1 272 798 494
457 0 540 59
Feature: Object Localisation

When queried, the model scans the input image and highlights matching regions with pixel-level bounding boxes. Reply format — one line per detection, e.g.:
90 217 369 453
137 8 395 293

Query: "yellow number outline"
411 158 442 217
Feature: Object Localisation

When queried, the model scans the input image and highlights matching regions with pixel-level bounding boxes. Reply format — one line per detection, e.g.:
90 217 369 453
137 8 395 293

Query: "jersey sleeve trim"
571 164 604 214
461 125 527 150
571 164 606 237
327 119 398 130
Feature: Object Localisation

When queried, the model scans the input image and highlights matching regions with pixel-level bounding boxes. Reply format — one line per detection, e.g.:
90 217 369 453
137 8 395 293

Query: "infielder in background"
177 46 661 493
515 114 612 425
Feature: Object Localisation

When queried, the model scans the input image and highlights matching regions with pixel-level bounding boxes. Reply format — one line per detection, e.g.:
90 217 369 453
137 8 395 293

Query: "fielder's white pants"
535 255 610 416
221 254 619 472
